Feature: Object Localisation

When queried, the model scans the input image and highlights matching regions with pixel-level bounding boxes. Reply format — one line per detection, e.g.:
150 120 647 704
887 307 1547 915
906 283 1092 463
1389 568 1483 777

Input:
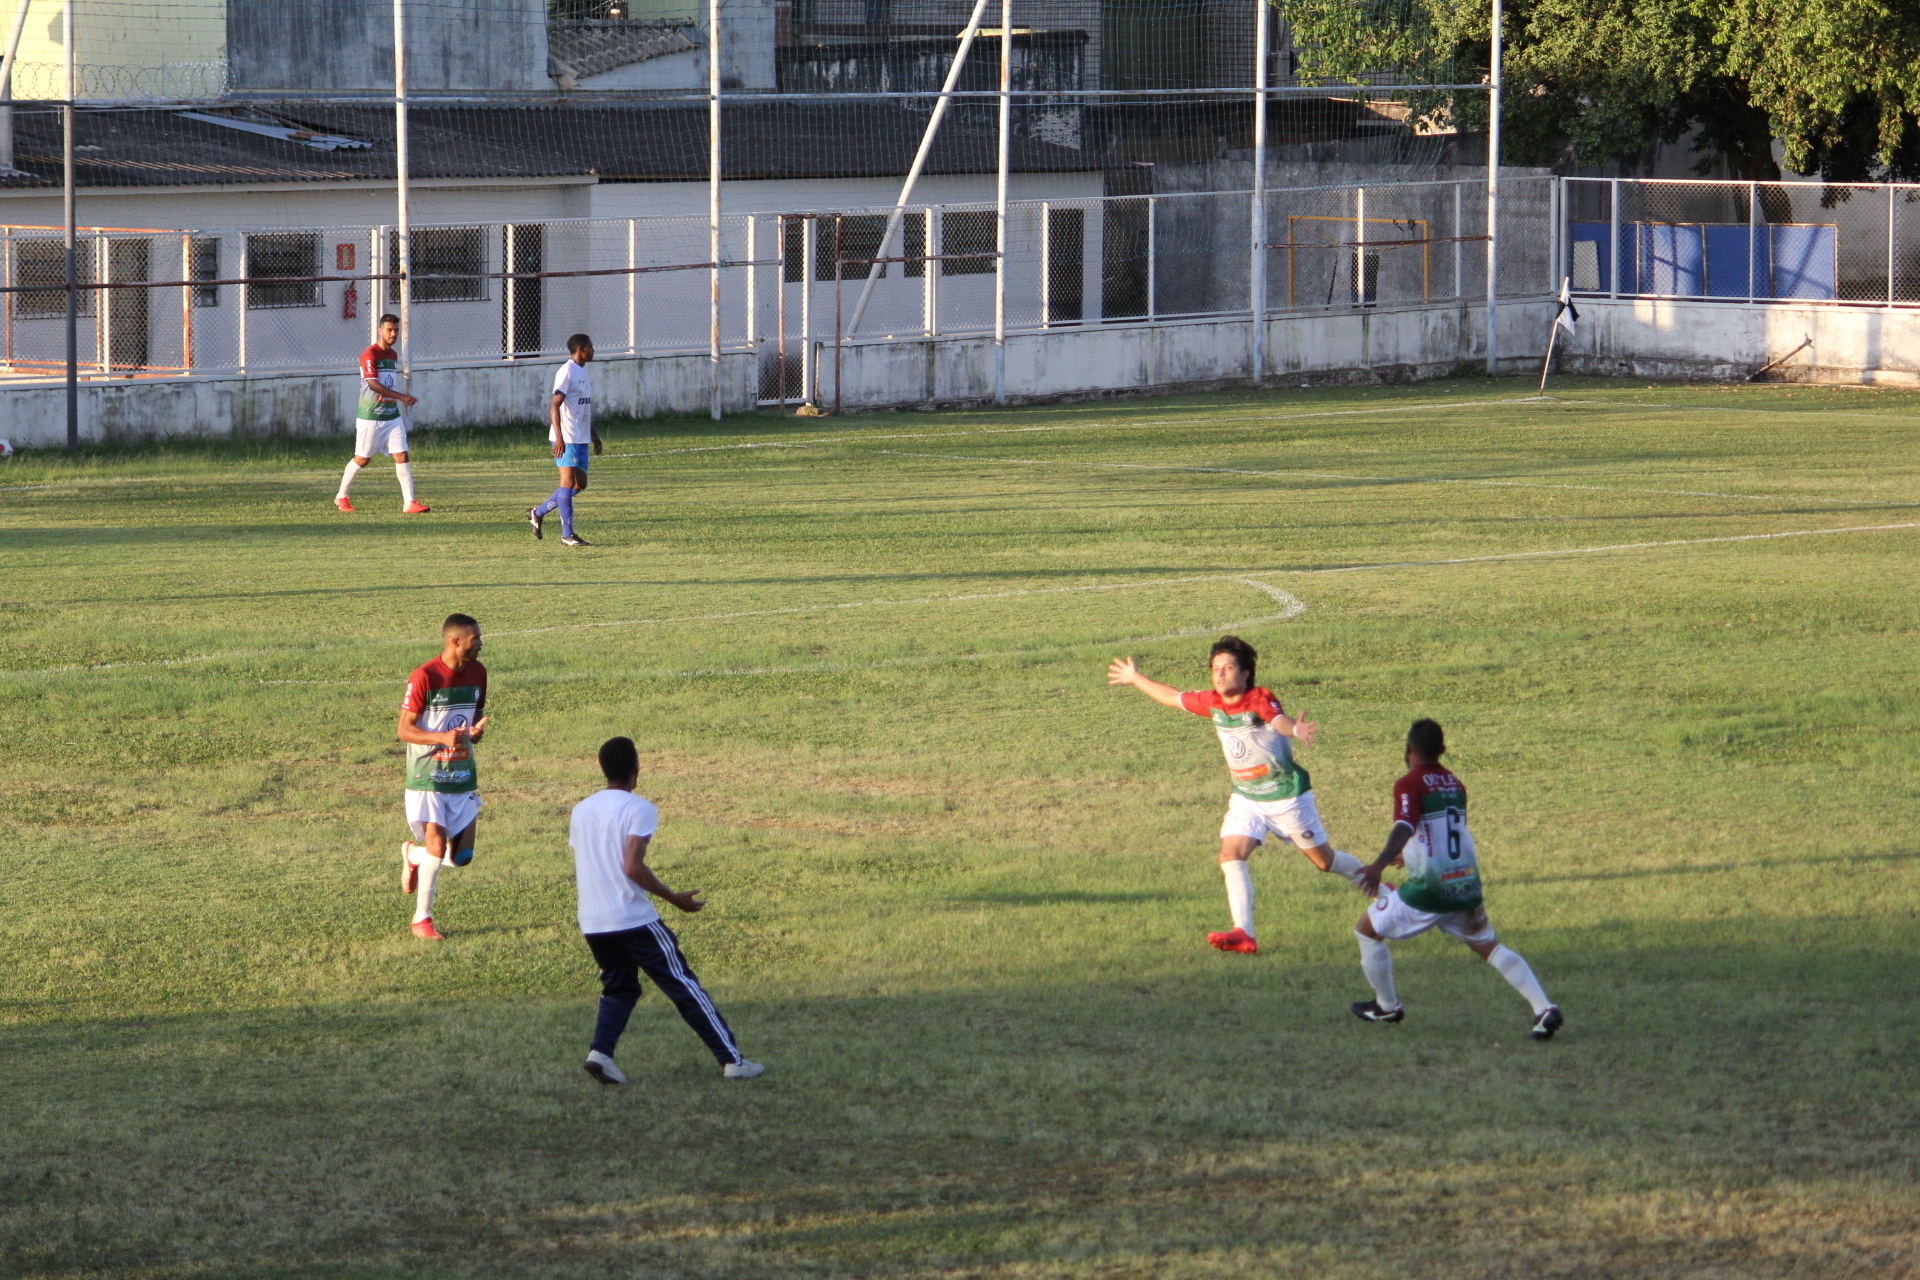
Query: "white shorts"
404 789 479 842
1367 885 1495 945
354 416 408 457
1220 790 1328 850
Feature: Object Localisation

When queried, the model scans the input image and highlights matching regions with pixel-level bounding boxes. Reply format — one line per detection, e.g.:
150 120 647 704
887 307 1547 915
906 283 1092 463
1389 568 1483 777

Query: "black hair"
566 333 593 354
599 736 639 783
378 313 401 328
1407 718 1446 759
1208 635 1257 681
442 613 479 634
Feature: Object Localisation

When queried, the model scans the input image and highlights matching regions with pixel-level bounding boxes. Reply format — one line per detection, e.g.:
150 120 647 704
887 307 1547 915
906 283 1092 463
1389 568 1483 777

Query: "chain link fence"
1564 178 1920 305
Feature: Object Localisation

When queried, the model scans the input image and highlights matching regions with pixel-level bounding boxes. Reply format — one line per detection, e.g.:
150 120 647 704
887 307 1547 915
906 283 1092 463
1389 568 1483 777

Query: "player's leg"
553 465 580 539
1451 914 1562 1039
388 419 428 513
1351 888 1442 1022
1351 904 1403 1021
403 819 447 938
634 920 761 1077
1211 797 1264 953
582 928 646 1084
1275 792 1369 887
336 420 377 510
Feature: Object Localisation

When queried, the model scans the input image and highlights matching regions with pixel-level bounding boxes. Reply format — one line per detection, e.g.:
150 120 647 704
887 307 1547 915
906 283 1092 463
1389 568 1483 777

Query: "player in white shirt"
571 736 763 1084
528 334 601 548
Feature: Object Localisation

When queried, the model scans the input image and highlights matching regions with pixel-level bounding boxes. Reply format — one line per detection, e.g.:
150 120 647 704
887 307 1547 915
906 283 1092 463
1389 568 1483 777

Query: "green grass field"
2 377 1917 1279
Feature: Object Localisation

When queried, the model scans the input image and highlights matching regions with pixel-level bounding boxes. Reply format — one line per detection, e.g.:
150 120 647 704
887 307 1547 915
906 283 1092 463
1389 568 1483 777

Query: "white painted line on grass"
4 519 1914 684
872 449 1899 506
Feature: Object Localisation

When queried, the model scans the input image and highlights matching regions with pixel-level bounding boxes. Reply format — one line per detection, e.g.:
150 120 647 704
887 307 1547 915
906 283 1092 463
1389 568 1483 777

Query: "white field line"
4 519 1914 684
872 449 1899 505
257 580 1308 686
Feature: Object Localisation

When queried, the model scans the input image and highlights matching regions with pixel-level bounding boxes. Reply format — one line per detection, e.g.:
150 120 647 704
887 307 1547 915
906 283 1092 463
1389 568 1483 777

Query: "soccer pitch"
2 377 1916 1278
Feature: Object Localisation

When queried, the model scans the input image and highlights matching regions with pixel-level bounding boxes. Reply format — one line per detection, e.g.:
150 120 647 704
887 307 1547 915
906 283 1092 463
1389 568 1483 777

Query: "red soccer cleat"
410 917 444 940
334 496 355 512
1208 927 1258 954
403 500 432 514
400 841 419 895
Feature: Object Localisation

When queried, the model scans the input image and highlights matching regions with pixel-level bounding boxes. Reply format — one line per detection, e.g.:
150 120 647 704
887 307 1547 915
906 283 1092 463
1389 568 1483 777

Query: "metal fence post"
95 237 108 374
627 216 637 353
3 225 12 371
1486 0 1502 377
1044 201 1059 330
994 0 1011 404
707 0 721 420
746 214 758 351
1250 0 1268 380
924 206 938 336
1355 186 1366 306
369 227 381 346
237 236 248 375
1747 181 1757 302
1609 178 1620 300
1889 182 1897 305
505 222 518 359
180 232 192 373
1453 182 1462 299
393 0 411 402
1147 196 1157 321
802 214 815 404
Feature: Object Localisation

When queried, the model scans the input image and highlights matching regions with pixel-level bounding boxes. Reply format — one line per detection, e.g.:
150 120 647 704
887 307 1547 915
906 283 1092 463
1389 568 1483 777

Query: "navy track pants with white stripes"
584 921 744 1065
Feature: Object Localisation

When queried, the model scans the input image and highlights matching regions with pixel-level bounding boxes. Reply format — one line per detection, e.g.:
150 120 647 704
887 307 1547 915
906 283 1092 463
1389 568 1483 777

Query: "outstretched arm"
1107 656 1187 710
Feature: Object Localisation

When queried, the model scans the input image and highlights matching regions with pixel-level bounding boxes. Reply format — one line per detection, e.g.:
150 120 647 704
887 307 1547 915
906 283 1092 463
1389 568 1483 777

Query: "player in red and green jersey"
395 613 489 939
1109 635 1369 955
1350 719 1563 1040
335 314 430 515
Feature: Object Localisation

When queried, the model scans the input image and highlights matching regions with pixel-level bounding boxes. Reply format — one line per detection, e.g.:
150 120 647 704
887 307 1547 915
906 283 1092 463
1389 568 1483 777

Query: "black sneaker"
528 507 544 539
1351 1000 1404 1024
560 532 590 547
1530 1007 1564 1041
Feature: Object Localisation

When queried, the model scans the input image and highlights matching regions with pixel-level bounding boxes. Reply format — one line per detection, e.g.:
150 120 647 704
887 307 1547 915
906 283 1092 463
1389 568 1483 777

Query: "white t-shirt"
551 360 592 445
570 788 661 934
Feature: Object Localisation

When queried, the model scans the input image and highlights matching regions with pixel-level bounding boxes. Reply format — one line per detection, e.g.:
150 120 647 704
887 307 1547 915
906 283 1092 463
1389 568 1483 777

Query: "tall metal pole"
848 0 992 335
0 0 31 174
708 0 722 420
1249 0 1268 383
993 0 1010 405
63 0 76 450
393 0 410 396
1484 0 1501 376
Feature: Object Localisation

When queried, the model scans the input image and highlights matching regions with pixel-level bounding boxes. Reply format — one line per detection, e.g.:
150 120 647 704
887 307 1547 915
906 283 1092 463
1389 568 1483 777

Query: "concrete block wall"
1554 298 1920 387
0 296 1597 447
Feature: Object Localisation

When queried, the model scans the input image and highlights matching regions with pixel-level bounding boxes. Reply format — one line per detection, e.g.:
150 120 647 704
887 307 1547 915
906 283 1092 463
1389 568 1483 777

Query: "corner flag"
1539 277 1578 392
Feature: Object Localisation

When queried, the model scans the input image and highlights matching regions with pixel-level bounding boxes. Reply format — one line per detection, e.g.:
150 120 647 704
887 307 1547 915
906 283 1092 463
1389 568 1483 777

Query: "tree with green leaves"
1279 0 1920 180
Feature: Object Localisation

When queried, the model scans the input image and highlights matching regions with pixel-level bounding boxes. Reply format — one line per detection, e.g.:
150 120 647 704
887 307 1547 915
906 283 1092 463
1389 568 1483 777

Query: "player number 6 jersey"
1393 766 1482 911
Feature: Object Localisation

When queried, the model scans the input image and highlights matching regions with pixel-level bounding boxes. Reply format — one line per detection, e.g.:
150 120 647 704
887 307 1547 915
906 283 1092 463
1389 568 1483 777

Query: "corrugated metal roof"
0 101 1104 191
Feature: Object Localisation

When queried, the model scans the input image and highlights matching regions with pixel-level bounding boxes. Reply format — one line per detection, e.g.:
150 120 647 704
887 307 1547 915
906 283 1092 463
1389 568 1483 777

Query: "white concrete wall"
1554 298 1920 386
0 297 1555 447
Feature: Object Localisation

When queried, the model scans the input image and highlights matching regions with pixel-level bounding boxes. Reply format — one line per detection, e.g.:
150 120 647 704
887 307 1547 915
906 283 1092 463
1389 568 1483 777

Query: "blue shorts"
555 443 591 470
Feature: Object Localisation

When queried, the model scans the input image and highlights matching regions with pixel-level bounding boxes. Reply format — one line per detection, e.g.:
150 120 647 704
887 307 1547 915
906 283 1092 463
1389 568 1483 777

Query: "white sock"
413 851 441 923
1488 944 1553 1016
1327 849 1367 886
1221 859 1255 937
337 459 364 498
1357 931 1399 1010
441 846 468 869
394 461 416 504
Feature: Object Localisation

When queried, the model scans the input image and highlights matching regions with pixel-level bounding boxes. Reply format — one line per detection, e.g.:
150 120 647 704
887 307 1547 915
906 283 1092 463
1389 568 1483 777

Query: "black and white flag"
1553 277 1580 334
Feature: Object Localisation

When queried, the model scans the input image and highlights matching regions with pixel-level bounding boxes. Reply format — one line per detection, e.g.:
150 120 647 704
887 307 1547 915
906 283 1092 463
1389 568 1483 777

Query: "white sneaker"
584 1050 626 1085
722 1059 765 1079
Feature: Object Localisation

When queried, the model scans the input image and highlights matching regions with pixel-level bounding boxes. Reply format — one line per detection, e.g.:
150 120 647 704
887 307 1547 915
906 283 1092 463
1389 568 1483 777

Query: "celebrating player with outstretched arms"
1349 718 1563 1040
396 613 489 939
1108 635 1370 955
